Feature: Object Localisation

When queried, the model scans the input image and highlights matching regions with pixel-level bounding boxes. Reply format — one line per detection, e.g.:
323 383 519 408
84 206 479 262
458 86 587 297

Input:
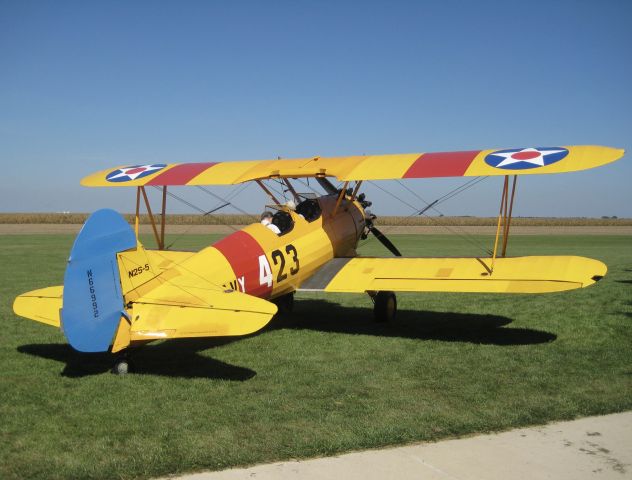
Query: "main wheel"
373 291 397 323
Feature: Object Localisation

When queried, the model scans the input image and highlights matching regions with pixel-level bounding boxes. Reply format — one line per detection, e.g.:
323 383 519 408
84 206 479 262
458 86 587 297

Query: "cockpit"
295 196 322 222
260 194 323 236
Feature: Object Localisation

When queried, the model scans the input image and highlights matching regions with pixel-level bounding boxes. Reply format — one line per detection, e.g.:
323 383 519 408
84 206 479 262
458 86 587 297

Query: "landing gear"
372 291 397 323
111 354 133 375
273 292 294 315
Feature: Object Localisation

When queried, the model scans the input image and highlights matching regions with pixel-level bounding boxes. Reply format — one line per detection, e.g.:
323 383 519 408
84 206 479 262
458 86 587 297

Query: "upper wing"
80 145 624 187
298 256 607 294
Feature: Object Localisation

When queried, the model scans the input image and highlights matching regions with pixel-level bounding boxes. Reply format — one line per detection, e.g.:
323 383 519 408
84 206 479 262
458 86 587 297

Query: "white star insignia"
491 148 566 168
108 164 164 181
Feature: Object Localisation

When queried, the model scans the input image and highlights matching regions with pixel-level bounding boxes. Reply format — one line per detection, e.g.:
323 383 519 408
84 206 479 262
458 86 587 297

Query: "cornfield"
1 213 630 226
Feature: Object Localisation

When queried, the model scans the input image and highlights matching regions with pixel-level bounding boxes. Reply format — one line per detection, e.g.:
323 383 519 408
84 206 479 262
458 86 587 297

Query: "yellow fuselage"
172 194 366 300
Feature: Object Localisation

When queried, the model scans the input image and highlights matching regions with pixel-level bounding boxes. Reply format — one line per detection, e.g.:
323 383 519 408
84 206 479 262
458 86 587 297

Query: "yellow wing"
80 145 624 186
299 256 607 294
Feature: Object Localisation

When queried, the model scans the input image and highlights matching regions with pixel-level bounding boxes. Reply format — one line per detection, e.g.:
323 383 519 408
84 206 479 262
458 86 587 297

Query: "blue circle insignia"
484 147 569 170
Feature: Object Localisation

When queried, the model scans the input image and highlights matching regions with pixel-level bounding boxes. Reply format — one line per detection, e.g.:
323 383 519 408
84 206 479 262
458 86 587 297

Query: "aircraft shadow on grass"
269 298 557 346
622 301 632 319
18 299 556 378
17 338 256 380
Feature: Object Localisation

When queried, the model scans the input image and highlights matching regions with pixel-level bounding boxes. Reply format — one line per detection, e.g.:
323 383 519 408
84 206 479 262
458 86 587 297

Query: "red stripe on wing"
146 162 218 185
213 231 272 299
403 151 481 178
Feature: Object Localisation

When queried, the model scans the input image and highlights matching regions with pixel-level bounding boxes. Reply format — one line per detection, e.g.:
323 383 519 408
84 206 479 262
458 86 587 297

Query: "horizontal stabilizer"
12 281 278 351
127 282 277 341
299 256 607 294
13 286 63 327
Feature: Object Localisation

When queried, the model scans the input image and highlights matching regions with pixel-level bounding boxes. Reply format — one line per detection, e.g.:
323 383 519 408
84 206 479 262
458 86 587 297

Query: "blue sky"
1 0 630 217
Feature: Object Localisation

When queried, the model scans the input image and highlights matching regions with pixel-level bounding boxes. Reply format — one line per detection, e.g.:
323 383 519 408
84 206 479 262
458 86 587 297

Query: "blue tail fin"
61 209 136 352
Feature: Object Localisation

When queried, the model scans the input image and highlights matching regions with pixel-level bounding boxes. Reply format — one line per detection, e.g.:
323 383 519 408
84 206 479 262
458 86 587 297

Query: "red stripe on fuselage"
146 162 218 185
403 151 480 178
212 230 273 299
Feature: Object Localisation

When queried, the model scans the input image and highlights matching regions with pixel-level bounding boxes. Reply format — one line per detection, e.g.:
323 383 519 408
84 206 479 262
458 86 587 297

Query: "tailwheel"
274 292 295 315
111 354 133 375
372 291 397 323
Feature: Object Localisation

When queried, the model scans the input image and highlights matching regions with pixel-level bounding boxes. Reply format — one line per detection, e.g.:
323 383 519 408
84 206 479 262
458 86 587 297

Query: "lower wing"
299 256 606 294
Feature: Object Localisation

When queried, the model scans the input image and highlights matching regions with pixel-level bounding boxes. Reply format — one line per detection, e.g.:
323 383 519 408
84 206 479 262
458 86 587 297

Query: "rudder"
61 209 136 352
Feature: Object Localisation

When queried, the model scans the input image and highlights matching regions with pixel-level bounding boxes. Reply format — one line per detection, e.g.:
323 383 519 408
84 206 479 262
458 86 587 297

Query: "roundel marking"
106 164 167 182
484 147 569 170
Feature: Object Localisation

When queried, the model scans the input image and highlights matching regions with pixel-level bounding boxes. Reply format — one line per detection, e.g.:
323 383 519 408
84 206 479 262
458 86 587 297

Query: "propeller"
355 189 402 257
316 177 402 257
364 209 402 257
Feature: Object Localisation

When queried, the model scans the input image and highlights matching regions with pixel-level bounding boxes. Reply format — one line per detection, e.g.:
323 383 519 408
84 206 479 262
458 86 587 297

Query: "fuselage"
11 193 369 352
173 194 366 300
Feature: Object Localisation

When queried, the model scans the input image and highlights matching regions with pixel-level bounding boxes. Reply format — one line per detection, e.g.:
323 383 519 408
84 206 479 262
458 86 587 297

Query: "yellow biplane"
13 145 625 373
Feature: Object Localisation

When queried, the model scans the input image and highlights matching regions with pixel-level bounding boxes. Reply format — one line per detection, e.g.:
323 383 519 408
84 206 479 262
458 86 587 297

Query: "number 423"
259 244 300 287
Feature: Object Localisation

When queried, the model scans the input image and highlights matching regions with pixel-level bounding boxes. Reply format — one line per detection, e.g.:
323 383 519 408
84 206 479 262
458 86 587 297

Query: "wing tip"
599 145 625 159
604 146 625 167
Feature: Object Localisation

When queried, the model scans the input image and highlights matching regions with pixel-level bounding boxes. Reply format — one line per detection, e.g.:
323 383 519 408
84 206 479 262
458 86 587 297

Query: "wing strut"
502 176 517 257
256 179 281 204
350 180 363 201
490 175 518 272
332 181 350 217
134 186 167 250
160 186 167 249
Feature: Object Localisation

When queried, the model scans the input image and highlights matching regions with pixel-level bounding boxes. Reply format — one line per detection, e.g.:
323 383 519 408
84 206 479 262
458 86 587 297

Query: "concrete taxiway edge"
165 411 632 480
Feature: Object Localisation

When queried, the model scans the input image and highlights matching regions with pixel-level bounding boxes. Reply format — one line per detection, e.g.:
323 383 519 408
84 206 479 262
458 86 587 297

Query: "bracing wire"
369 179 491 254
157 187 207 215
359 178 493 256
295 178 326 196
196 185 259 222
273 178 289 203
265 179 288 203
428 176 489 205
150 182 257 250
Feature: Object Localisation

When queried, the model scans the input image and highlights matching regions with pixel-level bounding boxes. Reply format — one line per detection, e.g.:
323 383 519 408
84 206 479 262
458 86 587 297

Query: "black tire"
373 291 397 323
111 357 132 375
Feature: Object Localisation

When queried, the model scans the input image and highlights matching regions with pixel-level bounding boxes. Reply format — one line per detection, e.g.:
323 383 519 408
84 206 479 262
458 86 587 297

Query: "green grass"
1 234 631 479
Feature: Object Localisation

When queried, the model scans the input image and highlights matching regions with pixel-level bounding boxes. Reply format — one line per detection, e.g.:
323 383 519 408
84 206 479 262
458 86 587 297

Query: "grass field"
1 233 631 479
